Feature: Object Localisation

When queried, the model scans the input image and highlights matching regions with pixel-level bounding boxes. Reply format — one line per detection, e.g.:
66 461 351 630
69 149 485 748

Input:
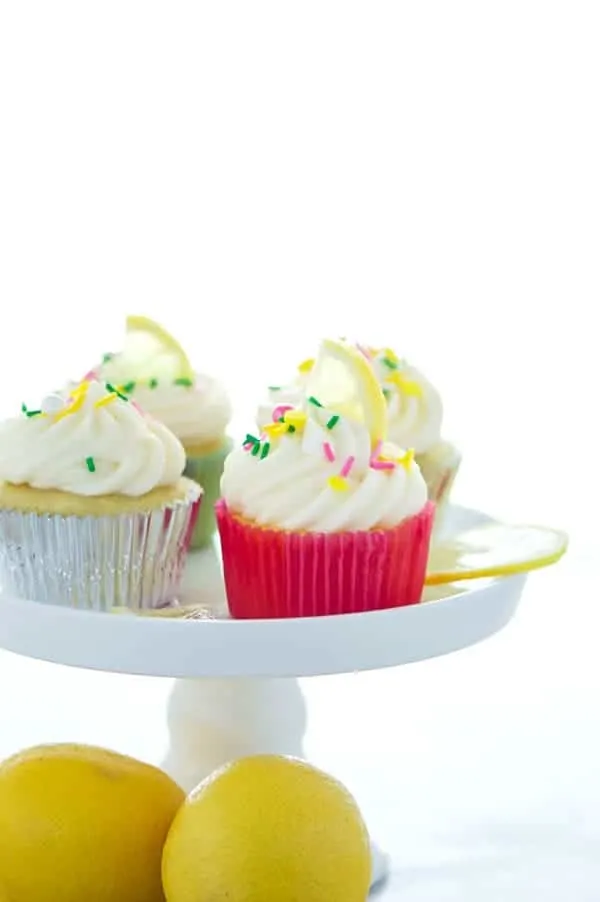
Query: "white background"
0 3 598 899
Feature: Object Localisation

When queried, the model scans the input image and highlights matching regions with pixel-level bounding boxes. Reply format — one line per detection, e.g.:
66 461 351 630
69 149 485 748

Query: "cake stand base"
162 676 390 892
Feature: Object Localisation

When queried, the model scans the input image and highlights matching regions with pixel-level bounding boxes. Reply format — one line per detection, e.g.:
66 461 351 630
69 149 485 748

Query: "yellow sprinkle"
282 410 307 429
69 380 90 399
328 475 349 492
54 391 87 422
262 422 288 438
396 448 415 469
297 358 314 374
382 347 399 365
385 372 422 397
94 393 117 409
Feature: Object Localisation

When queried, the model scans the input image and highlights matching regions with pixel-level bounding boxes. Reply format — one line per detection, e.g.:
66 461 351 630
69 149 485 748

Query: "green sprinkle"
174 377 193 387
326 415 340 430
102 352 113 364
286 424 296 434
85 456 96 473
244 433 260 446
277 416 285 423
260 441 270 460
268 385 281 392
105 382 129 402
25 409 42 418
122 381 136 394
382 356 397 370
251 441 261 457
382 388 391 400
149 378 159 389
21 403 27 413
308 396 323 407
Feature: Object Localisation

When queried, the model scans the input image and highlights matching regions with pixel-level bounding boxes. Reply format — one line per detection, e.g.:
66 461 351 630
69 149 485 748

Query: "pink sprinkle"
243 442 254 451
356 343 371 361
371 459 395 471
323 442 335 462
369 439 383 465
340 455 355 478
82 369 98 382
131 401 145 415
272 404 294 423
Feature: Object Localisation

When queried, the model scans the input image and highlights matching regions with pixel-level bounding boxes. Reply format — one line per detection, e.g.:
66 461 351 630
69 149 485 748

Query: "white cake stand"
0 505 528 893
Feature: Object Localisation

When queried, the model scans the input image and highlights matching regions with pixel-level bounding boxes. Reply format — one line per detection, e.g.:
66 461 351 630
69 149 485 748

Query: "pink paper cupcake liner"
215 500 434 619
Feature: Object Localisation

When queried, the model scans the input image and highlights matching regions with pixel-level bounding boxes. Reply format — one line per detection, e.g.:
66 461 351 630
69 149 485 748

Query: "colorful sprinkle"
105 382 129 402
244 433 260 447
286 424 296 434
370 439 383 462
85 456 96 473
272 404 294 423
340 455 355 478
174 377 194 387
82 369 98 382
382 388 391 400
326 414 340 430
328 475 349 492
307 396 323 407
149 378 159 389
131 400 144 415
25 409 43 418
21 403 27 413
298 358 314 374
122 381 136 394
370 459 395 471
386 371 422 397
397 448 415 469
268 385 281 392
54 383 90 421
94 393 117 409
102 353 113 364
323 442 335 463
282 410 307 430
260 442 270 460
356 343 372 361
382 356 398 370
251 441 261 457
262 422 287 438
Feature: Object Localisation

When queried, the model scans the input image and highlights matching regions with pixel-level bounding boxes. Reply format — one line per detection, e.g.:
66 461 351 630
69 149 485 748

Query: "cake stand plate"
0 505 529 894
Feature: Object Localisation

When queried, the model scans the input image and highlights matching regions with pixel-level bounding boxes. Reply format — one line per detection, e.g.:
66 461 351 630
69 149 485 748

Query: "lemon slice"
103 315 194 384
305 338 388 446
425 522 568 585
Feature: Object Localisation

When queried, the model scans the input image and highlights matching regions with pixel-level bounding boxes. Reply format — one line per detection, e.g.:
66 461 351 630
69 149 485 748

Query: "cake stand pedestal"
0 506 528 894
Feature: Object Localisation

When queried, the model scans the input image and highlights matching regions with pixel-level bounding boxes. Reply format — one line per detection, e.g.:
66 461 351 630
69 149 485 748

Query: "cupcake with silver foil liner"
257 343 460 532
0 380 201 611
92 315 232 550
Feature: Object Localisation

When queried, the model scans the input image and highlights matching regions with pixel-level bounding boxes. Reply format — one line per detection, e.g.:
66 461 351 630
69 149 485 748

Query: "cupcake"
218 338 434 619
0 380 201 610
91 316 232 549
258 343 460 527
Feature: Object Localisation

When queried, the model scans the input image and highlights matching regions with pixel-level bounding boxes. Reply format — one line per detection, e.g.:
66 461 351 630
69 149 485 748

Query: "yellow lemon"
102 315 194 385
305 338 387 448
162 754 371 902
0 743 185 902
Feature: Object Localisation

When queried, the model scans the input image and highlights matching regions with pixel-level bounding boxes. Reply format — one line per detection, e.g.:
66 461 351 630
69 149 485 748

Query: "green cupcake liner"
183 438 233 549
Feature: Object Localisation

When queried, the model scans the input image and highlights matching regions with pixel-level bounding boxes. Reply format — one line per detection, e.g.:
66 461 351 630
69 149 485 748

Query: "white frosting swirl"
222 404 427 533
124 375 231 445
369 353 443 453
0 381 186 496
258 349 443 454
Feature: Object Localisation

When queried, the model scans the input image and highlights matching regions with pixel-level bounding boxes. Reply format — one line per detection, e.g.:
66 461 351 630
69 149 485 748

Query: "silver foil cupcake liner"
0 485 201 611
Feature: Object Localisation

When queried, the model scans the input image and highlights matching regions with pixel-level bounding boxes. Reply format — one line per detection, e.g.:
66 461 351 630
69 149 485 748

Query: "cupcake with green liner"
257 343 460 529
218 338 434 619
92 316 232 549
0 379 201 610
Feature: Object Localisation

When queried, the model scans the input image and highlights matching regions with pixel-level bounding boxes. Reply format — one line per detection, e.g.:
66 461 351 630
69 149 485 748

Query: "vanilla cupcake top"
257 345 443 455
0 380 186 497
96 356 231 447
223 397 427 534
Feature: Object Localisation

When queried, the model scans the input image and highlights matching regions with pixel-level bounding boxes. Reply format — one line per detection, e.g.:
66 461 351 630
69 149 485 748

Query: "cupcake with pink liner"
218 338 434 619
257 343 460 529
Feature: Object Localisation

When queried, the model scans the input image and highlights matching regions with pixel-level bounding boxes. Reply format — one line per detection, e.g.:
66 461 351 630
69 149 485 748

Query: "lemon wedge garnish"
104 315 194 384
305 338 388 446
425 523 569 585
